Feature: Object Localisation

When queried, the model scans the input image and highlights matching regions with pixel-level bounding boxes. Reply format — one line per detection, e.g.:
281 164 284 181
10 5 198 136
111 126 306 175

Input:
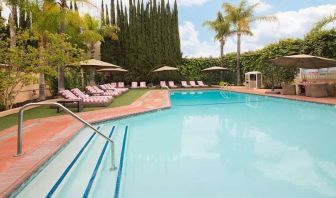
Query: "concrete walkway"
0 90 170 198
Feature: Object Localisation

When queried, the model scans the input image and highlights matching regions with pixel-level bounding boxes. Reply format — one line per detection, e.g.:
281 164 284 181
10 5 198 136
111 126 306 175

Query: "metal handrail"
16 102 117 170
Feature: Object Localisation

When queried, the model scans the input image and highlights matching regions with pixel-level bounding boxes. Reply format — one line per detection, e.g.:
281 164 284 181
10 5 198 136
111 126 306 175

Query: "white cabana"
245 71 262 89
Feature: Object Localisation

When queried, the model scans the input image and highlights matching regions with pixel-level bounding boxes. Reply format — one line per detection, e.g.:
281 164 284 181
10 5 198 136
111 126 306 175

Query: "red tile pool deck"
1 87 336 197
0 90 170 198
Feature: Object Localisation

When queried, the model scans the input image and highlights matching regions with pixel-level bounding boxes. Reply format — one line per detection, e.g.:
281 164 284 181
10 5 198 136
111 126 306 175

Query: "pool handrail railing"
15 102 117 170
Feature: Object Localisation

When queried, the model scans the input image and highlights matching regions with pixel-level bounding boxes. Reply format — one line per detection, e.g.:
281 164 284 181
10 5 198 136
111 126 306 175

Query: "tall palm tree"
31 0 62 100
203 12 232 61
56 0 95 92
223 0 276 85
82 14 118 85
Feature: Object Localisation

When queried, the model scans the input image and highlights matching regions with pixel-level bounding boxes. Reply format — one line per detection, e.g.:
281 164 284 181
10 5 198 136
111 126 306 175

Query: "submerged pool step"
15 126 103 198
84 125 129 198
15 125 129 198
51 126 116 197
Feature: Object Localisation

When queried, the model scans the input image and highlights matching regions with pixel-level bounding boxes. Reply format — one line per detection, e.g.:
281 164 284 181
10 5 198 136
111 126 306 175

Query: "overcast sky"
1 0 336 57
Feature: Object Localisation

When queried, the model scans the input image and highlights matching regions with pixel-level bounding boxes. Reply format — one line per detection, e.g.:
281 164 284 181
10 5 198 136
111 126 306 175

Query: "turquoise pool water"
16 90 336 198
114 90 336 198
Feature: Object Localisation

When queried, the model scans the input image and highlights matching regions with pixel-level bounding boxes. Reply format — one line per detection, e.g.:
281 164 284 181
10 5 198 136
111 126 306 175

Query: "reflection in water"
181 115 221 159
246 129 336 197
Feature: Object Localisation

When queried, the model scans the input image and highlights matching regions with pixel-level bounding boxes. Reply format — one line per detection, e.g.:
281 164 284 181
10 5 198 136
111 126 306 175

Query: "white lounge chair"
131 82 138 89
181 81 191 88
197 81 208 87
117 82 125 88
168 81 178 88
139 82 147 88
189 81 199 87
160 81 168 89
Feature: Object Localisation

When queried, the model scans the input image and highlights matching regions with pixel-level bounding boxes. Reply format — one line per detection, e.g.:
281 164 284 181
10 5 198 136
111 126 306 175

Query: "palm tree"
4 0 18 48
56 0 95 92
31 0 62 100
203 12 232 61
307 11 336 36
223 0 277 85
82 14 118 85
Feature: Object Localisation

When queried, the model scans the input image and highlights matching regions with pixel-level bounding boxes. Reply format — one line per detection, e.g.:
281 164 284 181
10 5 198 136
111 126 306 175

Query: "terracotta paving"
227 86 336 105
0 90 170 198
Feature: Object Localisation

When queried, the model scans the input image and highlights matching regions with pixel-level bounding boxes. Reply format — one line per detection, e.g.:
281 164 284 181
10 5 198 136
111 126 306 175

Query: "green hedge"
179 29 336 88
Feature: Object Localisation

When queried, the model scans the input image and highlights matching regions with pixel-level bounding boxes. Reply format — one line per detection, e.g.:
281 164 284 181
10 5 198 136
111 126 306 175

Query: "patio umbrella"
202 66 228 82
97 68 128 72
77 59 120 86
79 59 120 69
97 68 128 83
270 54 336 69
152 66 178 72
202 66 227 71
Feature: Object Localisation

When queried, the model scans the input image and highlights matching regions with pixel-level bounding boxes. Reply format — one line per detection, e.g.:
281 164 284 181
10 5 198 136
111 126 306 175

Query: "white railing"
302 73 336 80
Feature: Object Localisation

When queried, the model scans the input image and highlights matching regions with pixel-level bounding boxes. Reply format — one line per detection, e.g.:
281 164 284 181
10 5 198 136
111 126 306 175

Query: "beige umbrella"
79 59 120 69
77 59 120 86
202 66 228 81
97 68 128 83
270 54 336 69
152 66 178 72
97 68 128 72
202 66 227 71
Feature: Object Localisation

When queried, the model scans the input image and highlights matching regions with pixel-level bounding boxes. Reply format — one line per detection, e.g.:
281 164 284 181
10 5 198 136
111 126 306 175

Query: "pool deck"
227 86 336 105
0 90 170 198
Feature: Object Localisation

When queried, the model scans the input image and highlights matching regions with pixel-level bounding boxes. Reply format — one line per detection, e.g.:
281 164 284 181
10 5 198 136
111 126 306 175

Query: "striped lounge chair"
72 88 113 101
60 90 112 107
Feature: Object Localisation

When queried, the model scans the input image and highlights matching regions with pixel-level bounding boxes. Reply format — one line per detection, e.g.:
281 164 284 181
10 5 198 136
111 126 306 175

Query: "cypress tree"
74 1 78 12
19 0 25 29
101 0 181 80
105 4 110 25
111 0 115 25
70 0 73 10
101 0 105 25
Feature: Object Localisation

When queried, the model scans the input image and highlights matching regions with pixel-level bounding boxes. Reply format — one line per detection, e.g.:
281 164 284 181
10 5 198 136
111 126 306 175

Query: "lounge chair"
131 82 138 89
117 82 125 88
86 86 118 97
139 82 147 88
197 81 208 87
60 90 111 107
98 85 121 97
160 81 168 89
181 81 191 88
189 81 199 87
74 88 113 101
281 84 296 95
168 81 178 88
108 83 128 93
111 82 117 88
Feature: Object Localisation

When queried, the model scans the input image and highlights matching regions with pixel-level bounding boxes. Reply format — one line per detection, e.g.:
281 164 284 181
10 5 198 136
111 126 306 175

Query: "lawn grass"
0 89 149 131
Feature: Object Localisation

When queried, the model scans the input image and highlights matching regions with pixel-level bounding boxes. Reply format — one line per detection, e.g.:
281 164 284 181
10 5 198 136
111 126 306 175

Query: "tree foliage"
101 0 182 81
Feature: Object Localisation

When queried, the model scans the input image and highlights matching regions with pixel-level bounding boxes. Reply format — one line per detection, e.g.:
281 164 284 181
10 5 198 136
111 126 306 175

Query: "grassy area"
0 89 149 131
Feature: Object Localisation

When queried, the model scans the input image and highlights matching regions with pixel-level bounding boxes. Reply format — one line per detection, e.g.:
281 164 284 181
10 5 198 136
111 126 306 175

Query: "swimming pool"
16 90 336 198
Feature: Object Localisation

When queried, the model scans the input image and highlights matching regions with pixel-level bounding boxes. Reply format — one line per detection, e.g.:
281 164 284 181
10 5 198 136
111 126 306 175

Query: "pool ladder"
15 102 117 170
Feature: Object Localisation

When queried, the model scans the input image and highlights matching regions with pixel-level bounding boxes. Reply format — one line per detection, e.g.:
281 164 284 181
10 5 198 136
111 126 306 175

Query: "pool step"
15 125 128 198
51 126 116 197
84 126 129 198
